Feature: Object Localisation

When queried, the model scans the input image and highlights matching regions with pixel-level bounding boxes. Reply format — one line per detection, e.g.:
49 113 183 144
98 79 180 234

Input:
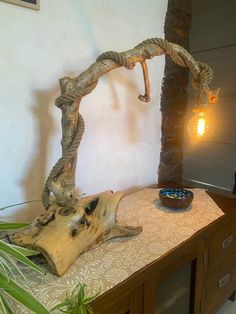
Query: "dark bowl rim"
159 188 194 198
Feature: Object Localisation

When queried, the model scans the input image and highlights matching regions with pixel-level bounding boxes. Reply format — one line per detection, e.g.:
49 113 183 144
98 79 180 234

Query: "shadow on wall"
124 78 150 144
75 64 154 195
105 68 150 144
12 64 150 221
16 87 58 222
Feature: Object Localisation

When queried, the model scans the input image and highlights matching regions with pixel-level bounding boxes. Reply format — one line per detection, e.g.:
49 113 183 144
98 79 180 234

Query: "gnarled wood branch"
41 38 216 209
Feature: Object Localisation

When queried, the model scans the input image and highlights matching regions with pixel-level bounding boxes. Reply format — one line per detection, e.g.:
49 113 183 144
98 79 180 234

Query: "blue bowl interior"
159 188 193 199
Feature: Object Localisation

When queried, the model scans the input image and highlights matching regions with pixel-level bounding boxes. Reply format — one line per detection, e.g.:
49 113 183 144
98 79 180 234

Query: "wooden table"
91 188 236 314
12 186 236 314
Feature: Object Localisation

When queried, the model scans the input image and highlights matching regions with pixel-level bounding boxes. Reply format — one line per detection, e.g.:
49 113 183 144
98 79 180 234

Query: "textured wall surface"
0 0 168 220
158 0 191 183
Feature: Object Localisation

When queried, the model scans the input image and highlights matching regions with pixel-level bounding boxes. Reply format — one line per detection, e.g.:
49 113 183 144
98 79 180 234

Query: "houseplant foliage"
0 219 50 314
51 282 98 314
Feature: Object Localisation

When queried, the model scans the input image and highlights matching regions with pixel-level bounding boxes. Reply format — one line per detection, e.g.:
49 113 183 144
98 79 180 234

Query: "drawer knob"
219 273 230 288
222 235 233 249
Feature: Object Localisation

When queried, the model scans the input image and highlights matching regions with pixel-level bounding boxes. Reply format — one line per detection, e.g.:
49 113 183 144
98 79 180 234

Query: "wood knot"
59 207 74 216
38 211 55 226
84 197 99 215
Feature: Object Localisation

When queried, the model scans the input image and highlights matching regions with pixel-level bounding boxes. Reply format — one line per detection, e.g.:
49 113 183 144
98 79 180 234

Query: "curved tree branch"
42 38 216 210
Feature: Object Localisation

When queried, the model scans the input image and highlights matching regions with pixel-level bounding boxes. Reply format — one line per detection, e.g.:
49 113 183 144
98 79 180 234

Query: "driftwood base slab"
11 191 142 276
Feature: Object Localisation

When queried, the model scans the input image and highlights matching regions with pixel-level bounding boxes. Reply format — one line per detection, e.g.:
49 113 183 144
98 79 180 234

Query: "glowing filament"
197 114 206 137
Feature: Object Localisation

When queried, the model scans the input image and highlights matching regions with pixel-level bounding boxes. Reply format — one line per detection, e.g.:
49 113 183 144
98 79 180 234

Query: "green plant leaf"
83 295 98 305
86 305 94 314
50 301 68 311
79 305 87 314
0 258 13 277
0 294 9 314
0 292 14 314
10 245 39 257
0 250 26 280
77 283 85 305
52 282 96 314
0 240 43 274
0 272 50 313
0 223 29 230
0 255 18 279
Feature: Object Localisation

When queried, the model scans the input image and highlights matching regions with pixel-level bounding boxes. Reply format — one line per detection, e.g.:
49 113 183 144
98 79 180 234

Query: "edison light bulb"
187 111 209 138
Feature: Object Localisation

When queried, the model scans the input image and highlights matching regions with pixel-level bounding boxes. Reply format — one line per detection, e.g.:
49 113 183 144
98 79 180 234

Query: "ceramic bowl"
159 188 194 209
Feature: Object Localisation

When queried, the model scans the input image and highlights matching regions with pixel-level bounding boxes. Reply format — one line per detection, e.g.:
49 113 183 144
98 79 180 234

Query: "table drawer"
208 217 236 273
205 252 236 313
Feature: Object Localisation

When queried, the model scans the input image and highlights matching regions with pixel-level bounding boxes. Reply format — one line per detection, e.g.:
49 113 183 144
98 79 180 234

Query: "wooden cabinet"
203 210 236 313
92 284 144 314
205 251 236 313
143 237 205 314
207 216 236 273
92 191 236 314
149 262 193 313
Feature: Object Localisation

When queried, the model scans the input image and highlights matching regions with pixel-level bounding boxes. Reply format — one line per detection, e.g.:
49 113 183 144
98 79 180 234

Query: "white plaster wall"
0 0 167 220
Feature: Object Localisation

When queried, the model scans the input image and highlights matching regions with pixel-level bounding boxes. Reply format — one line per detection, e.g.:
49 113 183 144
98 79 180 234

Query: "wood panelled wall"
183 0 236 192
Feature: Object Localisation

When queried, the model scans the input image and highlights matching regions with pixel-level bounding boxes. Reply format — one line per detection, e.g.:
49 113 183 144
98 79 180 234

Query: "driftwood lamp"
12 38 218 276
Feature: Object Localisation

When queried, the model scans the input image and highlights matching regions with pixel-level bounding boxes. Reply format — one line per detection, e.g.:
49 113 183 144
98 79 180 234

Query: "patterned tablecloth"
13 188 224 313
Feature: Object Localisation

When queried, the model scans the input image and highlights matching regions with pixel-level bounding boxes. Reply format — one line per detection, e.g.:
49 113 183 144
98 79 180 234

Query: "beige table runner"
13 188 224 313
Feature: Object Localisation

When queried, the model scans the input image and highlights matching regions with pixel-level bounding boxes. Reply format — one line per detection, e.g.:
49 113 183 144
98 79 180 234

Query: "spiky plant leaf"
9 245 39 257
0 250 26 280
0 292 14 314
0 256 18 279
0 211 48 313
0 223 29 230
51 282 98 314
0 240 43 274
0 258 13 278
0 272 50 313
76 283 85 305
0 294 9 314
